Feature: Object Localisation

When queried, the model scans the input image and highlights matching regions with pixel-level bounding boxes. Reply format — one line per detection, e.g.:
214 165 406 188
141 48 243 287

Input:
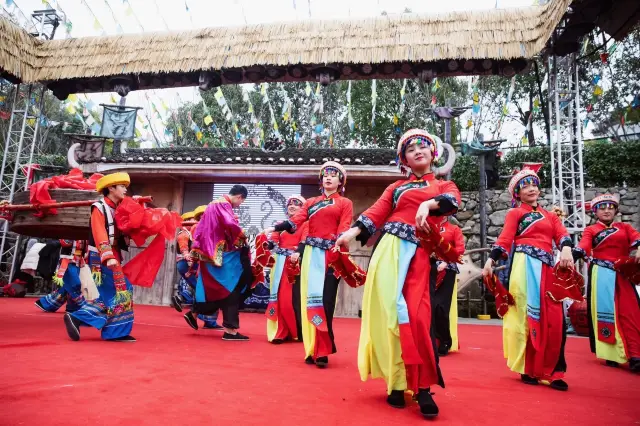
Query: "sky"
3 0 541 148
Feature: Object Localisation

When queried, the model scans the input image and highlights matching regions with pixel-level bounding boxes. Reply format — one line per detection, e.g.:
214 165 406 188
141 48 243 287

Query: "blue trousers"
177 260 218 326
38 265 85 313
70 265 134 340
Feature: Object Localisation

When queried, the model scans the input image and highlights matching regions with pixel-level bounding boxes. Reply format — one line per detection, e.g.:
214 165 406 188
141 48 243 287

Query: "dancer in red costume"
263 161 353 368
266 195 308 344
336 128 459 418
431 217 465 356
573 194 640 372
482 166 574 390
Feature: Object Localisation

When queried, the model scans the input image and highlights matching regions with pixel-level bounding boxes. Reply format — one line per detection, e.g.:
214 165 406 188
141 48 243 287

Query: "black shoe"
417 389 439 418
222 332 249 341
203 323 224 330
386 390 405 409
34 300 47 312
550 379 569 391
63 313 80 341
305 356 315 365
438 343 450 357
630 358 640 372
520 374 539 385
171 295 183 313
315 356 329 368
605 360 619 368
270 338 284 344
183 312 198 330
111 335 137 342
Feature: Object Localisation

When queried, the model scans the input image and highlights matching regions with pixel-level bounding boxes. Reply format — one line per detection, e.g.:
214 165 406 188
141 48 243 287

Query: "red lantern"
568 300 589 337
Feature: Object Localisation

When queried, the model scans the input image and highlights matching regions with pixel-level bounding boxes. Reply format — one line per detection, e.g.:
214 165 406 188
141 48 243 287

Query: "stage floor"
1 298 638 425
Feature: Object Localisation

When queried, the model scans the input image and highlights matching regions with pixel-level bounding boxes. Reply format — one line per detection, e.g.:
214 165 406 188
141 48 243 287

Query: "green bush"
453 141 639 191
583 141 640 187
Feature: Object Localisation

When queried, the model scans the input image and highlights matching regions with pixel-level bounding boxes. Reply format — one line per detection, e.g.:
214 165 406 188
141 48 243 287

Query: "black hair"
229 184 248 199
101 188 110 196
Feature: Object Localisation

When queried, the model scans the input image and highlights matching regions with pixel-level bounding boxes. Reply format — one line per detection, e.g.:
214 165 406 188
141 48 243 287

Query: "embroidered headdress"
319 161 347 194
590 193 619 212
508 163 542 207
286 195 306 207
395 128 456 177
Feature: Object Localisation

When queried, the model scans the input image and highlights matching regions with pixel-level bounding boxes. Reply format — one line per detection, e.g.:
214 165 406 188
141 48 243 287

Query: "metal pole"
478 153 488 315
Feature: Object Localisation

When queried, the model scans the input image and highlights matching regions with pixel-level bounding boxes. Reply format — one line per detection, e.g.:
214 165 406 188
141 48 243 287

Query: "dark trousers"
433 269 457 349
323 269 340 354
293 274 303 340
193 247 253 330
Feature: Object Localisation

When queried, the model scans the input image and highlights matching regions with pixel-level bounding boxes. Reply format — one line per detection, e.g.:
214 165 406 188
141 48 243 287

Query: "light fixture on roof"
199 71 222 91
418 69 436 84
447 60 459 72
463 60 475 73
313 66 339 87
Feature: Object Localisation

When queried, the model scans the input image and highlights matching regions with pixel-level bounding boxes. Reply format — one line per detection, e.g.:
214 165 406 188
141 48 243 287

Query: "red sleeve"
452 226 466 257
177 230 190 256
338 198 354 235
493 208 520 257
435 180 461 216
90 207 115 264
550 212 572 247
576 226 594 257
270 231 281 245
59 239 73 247
622 223 640 249
300 221 309 241
358 183 395 233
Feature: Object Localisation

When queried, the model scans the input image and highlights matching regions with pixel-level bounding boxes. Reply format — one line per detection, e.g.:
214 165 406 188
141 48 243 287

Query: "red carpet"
1 298 638 425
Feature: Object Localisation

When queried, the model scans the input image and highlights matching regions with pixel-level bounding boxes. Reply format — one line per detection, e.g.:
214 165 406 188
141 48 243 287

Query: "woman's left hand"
559 246 574 269
415 200 434 233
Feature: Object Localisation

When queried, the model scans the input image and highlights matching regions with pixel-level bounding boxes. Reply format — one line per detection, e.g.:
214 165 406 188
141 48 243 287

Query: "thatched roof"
2 0 574 96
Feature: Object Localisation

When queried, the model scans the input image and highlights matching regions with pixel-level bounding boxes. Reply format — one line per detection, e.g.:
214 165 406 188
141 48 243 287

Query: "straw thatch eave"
1 0 574 97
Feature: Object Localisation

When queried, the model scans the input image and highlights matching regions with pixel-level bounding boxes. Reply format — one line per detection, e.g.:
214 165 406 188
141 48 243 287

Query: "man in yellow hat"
63 172 137 342
171 208 222 330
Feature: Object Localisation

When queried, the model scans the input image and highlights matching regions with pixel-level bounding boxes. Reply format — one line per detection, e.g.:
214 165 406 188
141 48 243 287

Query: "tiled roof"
90 147 398 167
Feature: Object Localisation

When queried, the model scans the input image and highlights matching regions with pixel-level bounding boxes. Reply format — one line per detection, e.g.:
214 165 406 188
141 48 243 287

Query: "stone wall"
456 187 640 265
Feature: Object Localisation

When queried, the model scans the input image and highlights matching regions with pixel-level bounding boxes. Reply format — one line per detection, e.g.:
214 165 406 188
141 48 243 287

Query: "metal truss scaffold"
548 52 587 236
0 9 60 283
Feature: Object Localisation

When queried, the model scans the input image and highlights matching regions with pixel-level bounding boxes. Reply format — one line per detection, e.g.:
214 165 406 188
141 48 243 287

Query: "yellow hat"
194 205 207 219
96 172 130 193
181 211 195 220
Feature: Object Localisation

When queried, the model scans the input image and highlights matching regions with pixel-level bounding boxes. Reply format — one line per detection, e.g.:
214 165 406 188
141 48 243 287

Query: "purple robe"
191 196 245 266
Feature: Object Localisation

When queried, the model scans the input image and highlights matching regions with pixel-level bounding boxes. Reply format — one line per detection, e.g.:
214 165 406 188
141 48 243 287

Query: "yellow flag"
125 5 133 16
66 104 76 114
135 128 141 138
473 93 479 103
593 86 603 96
273 121 278 131
178 126 183 137
93 18 102 31
68 94 78 103
214 88 224 100
248 103 253 113
204 115 213 126
196 131 203 141
466 119 472 128
315 83 320 96
393 114 399 125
